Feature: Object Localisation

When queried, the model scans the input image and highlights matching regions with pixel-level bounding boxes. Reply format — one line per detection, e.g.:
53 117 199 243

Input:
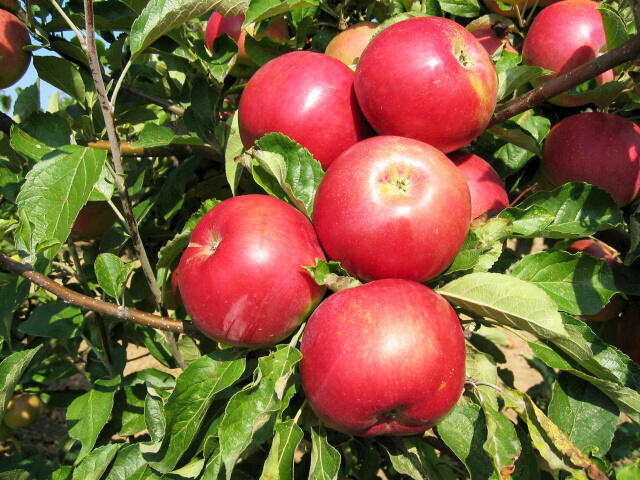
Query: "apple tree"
1 0 640 477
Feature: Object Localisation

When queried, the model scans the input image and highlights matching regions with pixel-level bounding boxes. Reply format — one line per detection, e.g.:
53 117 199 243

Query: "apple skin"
449 152 509 219
324 22 377 66
238 51 370 170
617 303 640 365
0 10 30 89
178 194 326 347
522 0 612 107
354 17 497 154
205 13 288 65
3 394 43 430
541 112 640 207
300 279 466 436
70 201 117 238
566 239 625 322
313 136 471 282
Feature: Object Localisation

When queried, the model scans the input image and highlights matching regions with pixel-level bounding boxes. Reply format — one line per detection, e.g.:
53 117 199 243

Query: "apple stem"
465 377 505 394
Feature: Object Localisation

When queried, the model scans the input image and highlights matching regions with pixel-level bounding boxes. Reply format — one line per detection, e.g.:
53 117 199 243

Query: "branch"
0 253 196 334
491 34 640 125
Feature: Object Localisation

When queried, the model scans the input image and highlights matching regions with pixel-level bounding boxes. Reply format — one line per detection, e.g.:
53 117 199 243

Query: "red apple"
567 239 625 322
541 112 640 206
354 17 497 154
178 195 326 347
0 10 30 89
324 22 377 66
300 279 466 436
71 201 117 238
617 302 640 365
3 394 43 430
466 17 518 55
313 136 471 282
449 152 509 218
238 51 370 169
522 0 612 107
205 12 288 64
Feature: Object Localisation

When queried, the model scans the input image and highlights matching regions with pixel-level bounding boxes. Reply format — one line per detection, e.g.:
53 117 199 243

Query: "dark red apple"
0 10 30 88
313 136 471 282
449 152 509 218
238 51 370 169
324 22 377 66
300 279 466 436
71 201 117 238
617 302 640 365
522 0 612 107
541 112 640 206
354 17 497 154
178 195 326 347
567 239 625 322
205 12 288 64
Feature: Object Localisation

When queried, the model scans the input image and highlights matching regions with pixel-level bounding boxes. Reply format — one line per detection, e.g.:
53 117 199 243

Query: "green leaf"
20 111 73 148
219 346 302 479
105 444 149 480
143 351 246 473
112 385 147 436
626 201 640 265
130 0 247 56
32 56 87 107
225 112 244 197
548 373 619 458
309 427 341 480
67 376 121 463
511 250 619 316
379 437 441 480
466 345 499 410
245 0 318 25
436 402 496 480
16 146 107 260
95 253 137 301
446 218 511 274
259 419 303 480
72 444 121 480
499 182 624 238
133 124 204 149
10 126 54 162
240 133 325 218
18 302 84 339
438 272 568 339
436 0 480 17
302 259 362 292
144 385 168 445
482 401 521 479
494 52 549 101
598 4 630 52
0 346 42 426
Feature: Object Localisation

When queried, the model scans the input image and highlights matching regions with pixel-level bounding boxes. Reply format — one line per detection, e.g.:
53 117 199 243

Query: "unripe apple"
3 393 43 429
449 152 509 218
178 195 326 347
567 239 625 322
238 51 370 169
313 136 471 282
324 22 377 66
70 201 117 238
205 12 288 65
617 302 640 365
301 279 466 436
541 112 640 207
354 17 497 153
0 9 30 89
522 0 612 107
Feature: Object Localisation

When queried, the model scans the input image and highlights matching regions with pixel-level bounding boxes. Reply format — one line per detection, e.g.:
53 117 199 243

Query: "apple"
0 10 31 89
3 393 43 429
205 12 288 65
313 136 471 282
617 302 640 365
541 112 640 207
238 51 370 170
483 0 528 18
300 278 465 436
178 194 326 347
354 16 497 154
566 239 625 322
324 22 377 66
522 0 612 107
71 201 118 238
466 16 518 55
449 152 509 219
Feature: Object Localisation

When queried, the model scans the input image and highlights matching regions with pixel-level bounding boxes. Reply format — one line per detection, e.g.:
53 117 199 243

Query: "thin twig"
110 58 134 108
47 0 86 48
0 253 196 334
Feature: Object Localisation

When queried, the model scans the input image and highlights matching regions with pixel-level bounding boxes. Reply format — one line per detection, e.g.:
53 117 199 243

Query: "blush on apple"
71 201 118 239
466 16 518 55
238 51 370 170
354 16 497 153
522 0 612 107
541 112 640 207
313 136 471 282
300 279 466 436
449 151 509 219
178 195 326 347
324 22 377 66
0 10 31 88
